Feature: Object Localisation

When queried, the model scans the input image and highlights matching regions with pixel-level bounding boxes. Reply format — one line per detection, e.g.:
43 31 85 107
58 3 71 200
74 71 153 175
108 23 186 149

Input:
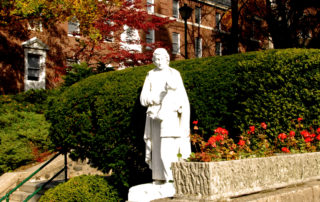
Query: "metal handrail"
0 152 68 202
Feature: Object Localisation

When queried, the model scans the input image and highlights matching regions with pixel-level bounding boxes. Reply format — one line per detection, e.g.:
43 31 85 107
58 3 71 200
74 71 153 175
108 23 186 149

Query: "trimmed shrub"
0 111 51 174
39 175 121 202
45 48 320 191
233 49 320 136
0 89 56 174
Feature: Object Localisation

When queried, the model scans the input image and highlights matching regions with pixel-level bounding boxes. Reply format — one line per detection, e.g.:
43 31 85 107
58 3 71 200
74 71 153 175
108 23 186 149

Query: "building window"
195 37 202 58
172 0 179 18
216 13 221 30
147 0 154 13
68 17 80 36
195 7 201 24
146 29 155 50
172 32 180 54
215 42 222 56
27 54 41 81
22 37 49 91
28 20 42 32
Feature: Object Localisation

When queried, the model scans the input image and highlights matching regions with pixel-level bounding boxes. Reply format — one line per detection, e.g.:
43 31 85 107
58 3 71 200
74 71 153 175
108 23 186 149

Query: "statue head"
152 48 170 70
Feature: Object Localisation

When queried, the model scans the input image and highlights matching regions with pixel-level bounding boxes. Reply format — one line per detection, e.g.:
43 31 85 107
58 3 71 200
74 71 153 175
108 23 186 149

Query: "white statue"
140 48 191 183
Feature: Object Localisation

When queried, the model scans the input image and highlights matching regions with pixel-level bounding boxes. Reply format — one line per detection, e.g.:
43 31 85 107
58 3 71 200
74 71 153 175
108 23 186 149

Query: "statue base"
128 182 175 202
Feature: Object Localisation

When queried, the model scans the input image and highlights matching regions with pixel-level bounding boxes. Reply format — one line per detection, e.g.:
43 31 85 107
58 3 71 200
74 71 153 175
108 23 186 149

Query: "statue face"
153 54 168 70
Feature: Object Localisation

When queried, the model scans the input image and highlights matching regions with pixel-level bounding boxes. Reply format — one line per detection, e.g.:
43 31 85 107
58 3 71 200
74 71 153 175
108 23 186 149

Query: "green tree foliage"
39 175 121 202
45 48 320 191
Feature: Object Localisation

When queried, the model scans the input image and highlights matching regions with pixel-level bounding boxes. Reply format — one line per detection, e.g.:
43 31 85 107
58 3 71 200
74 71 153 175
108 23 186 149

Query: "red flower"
304 137 312 142
316 135 320 141
297 117 303 122
237 139 245 146
278 133 287 141
221 128 229 136
247 125 255 134
207 136 217 147
193 120 198 125
260 122 267 130
289 131 295 137
317 128 320 134
281 147 290 153
311 133 316 138
300 130 310 138
215 135 224 142
214 127 228 134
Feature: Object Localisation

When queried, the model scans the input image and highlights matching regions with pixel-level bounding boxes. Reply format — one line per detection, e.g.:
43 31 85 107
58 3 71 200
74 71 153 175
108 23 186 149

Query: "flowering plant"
189 118 320 162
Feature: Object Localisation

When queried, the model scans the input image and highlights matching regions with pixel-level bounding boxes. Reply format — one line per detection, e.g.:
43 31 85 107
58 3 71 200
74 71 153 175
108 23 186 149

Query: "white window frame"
215 42 222 56
172 0 179 18
22 37 49 91
195 37 202 58
147 0 154 14
195 7 201 24
146 29 155 50
68 17 80 37
216 13 221 30
28 20 43 32
172 32 180 54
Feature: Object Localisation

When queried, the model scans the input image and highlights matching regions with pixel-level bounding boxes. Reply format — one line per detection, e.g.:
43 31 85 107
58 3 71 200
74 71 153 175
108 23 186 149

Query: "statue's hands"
150 91 166 105
151 95 161 105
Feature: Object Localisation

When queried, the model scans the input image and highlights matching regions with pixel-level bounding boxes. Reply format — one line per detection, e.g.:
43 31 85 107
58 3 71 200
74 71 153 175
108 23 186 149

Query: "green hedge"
45 48 320 190
233 49 320 134
39 175 121 202
0 89 55 175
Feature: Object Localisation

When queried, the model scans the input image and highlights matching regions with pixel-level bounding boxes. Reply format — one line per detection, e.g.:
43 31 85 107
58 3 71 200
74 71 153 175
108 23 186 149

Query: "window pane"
195 37 202 58
28 54 40 69
147 0 154 13
27 54 40 81
146 29 155 44
195 7 201 24
216 13 221 30
215 42 222 56
68 17 80 34
172 33 180 54
173 0 179 18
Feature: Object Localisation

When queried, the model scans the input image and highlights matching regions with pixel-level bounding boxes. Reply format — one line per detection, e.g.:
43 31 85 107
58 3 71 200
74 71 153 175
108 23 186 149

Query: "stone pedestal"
128 182 175 202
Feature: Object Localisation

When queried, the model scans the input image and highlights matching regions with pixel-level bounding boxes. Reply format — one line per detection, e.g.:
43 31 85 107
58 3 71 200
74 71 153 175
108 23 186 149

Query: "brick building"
0 0 232 94
143 0 231 60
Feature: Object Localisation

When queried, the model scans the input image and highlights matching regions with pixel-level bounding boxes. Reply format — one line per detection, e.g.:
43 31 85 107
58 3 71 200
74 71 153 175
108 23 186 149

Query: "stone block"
172 152 320 201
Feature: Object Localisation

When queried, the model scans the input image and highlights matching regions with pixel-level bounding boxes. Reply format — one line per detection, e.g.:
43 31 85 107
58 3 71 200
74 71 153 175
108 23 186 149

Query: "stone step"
9 180 64 202
18 180 64 194
9 191 42 202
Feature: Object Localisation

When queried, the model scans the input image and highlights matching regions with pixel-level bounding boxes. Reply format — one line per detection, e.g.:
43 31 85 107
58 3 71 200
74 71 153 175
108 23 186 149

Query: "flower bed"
172 118 320 200
172 152 320 201
189 118 320 162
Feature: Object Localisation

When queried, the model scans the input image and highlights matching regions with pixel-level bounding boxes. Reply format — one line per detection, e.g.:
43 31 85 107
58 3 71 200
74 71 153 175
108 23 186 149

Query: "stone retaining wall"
171 152 320 201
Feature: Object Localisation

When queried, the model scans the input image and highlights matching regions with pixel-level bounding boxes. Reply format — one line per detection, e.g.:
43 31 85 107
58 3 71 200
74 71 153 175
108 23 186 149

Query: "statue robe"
140 67 191 181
